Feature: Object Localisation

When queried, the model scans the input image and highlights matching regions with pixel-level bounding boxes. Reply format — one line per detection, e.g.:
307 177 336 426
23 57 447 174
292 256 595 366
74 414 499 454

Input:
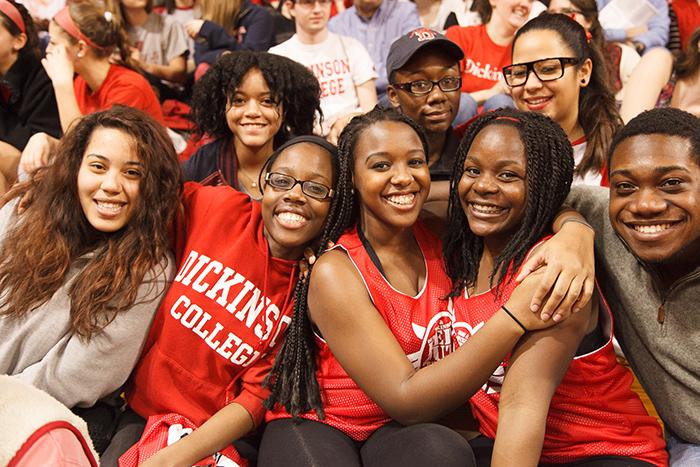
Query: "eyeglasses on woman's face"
265 172 334 200
503 57 581 87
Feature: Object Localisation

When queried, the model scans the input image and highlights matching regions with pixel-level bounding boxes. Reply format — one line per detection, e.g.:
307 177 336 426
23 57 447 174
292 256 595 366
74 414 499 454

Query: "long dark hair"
676 27 700 79
443 109 574 297
0 106 182 339
264 107 428 418
514 13 622 178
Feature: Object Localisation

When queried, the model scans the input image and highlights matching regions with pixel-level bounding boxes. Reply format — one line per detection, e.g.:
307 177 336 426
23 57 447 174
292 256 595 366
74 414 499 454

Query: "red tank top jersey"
453 240 667 466
445 24 511 93
127 182 297 428
74 64 165 125
267 222 455 441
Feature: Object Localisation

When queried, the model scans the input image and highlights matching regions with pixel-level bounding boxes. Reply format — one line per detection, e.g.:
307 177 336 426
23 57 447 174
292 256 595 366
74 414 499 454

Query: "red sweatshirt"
127 182 297 427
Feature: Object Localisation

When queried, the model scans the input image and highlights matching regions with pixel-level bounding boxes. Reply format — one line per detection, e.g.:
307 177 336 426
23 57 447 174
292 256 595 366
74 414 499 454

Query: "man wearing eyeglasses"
269 0 377 140
386 28 464 219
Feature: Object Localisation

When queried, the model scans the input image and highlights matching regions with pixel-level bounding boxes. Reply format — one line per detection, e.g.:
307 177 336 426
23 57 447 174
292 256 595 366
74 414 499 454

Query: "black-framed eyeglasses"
265 172 334 200
391 76 462 96
503 57 582 87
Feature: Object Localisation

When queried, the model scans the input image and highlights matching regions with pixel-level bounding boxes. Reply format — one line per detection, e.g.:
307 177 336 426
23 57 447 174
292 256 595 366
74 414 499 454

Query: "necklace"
237 167 258 189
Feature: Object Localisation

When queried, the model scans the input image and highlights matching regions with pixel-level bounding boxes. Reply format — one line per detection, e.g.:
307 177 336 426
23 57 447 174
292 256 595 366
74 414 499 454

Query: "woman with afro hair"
184 51 322 199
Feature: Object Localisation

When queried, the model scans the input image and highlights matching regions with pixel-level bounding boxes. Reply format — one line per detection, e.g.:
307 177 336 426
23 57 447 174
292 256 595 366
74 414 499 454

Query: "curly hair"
264 106 428 418
0 106 183 340
0 0 40 60
190 51 322 147
443 108 574 297
513 13 622 179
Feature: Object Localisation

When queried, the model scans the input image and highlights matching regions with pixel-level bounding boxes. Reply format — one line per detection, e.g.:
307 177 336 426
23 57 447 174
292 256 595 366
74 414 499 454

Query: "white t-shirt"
270 32 377 134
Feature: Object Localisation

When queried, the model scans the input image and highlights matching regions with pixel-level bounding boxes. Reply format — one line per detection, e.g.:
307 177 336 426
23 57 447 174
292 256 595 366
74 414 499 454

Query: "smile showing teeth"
527 97 550 104
633 223 673 234
470 203 504 214
386 193 415 206
277 211 307 225
95 201 124 213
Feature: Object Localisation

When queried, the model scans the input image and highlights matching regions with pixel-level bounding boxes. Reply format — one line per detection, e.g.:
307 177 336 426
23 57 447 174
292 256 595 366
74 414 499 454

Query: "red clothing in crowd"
453 240 668 466
126 182 297 428
672 0 700 50
445 24 511 93
267 222 455 441
74 64 165 125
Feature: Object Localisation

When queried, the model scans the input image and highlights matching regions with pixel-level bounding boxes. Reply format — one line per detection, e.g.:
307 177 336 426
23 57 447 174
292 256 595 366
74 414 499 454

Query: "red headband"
0 0 25 33
53 6 105 50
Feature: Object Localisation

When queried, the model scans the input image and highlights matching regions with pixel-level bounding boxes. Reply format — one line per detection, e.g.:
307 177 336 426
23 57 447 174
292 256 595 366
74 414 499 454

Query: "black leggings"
469 436 657 467
259 418 476 467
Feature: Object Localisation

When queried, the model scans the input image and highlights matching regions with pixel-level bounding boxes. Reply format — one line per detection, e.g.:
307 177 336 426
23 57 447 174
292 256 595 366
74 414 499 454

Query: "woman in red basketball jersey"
260 107 594 467
444 108 667 466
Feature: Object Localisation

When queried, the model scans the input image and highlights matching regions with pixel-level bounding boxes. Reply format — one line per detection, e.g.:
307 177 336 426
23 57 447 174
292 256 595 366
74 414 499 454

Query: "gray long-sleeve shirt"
567 185 700 444
0 202 174 408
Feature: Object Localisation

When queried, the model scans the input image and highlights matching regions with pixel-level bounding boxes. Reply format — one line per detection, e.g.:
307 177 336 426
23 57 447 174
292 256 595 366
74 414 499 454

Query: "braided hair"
513 13 622 179
443 108 574 297
265 106 428 418
190 51 322 147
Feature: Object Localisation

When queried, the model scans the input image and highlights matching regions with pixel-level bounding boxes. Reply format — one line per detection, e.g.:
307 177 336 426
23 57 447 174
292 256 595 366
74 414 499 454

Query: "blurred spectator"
0 0 60 192
110 0 189 101
328 0 421 98
671 0 700 51
269 0 377 139
596 0 669 54
186 0 274 68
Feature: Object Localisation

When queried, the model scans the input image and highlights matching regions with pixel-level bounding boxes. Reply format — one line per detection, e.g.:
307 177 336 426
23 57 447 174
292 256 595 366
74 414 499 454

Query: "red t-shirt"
453 240 667 466
74 64 165 125
126 182 297 428
267 221 456 441
445 24 511 93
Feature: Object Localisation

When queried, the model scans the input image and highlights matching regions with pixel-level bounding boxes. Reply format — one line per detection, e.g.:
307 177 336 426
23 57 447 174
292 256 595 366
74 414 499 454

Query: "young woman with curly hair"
0 106 181 452
184 51 322 199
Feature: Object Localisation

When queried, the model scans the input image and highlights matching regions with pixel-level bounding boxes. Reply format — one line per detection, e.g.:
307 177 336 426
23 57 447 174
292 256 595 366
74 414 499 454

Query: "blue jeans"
453 92 515 127
667 430 700 466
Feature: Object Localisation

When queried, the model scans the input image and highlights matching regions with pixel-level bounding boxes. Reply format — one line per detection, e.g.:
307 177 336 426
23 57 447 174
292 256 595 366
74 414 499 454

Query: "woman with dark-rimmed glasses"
504 12 622 186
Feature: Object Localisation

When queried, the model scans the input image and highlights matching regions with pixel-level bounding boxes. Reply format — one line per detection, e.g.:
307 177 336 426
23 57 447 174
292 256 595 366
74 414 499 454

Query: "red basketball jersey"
453 240 668 466
267 221 456 441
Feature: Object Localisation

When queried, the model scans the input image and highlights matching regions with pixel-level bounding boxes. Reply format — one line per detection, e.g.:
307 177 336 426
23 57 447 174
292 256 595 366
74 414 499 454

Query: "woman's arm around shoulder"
307 250 551 425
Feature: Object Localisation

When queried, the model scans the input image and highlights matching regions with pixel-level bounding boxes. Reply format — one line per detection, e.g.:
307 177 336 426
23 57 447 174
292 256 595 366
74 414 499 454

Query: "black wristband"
501 305 528 333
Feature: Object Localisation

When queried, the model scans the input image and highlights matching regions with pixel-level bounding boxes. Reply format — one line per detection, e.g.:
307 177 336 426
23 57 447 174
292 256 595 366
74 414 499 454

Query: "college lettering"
169 250 292 367
463 59 503 82
308 59 351 98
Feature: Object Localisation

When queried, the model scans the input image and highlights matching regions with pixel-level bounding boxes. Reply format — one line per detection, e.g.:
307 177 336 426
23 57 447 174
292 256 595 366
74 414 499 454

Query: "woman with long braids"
184 51 321 199
505 12 622 186
0 106 181 454
445 108 667 466
260 107 594 467
113 135 343 467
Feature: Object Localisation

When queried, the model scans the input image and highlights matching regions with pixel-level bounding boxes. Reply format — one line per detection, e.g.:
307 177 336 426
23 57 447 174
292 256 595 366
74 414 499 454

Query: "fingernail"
553 314 561 322
541 313 550 320
530 304 540 312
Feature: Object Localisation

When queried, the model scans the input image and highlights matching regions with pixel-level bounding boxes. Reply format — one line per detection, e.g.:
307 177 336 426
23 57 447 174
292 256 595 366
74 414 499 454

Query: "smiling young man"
386 27 463 218
566 108 700 466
